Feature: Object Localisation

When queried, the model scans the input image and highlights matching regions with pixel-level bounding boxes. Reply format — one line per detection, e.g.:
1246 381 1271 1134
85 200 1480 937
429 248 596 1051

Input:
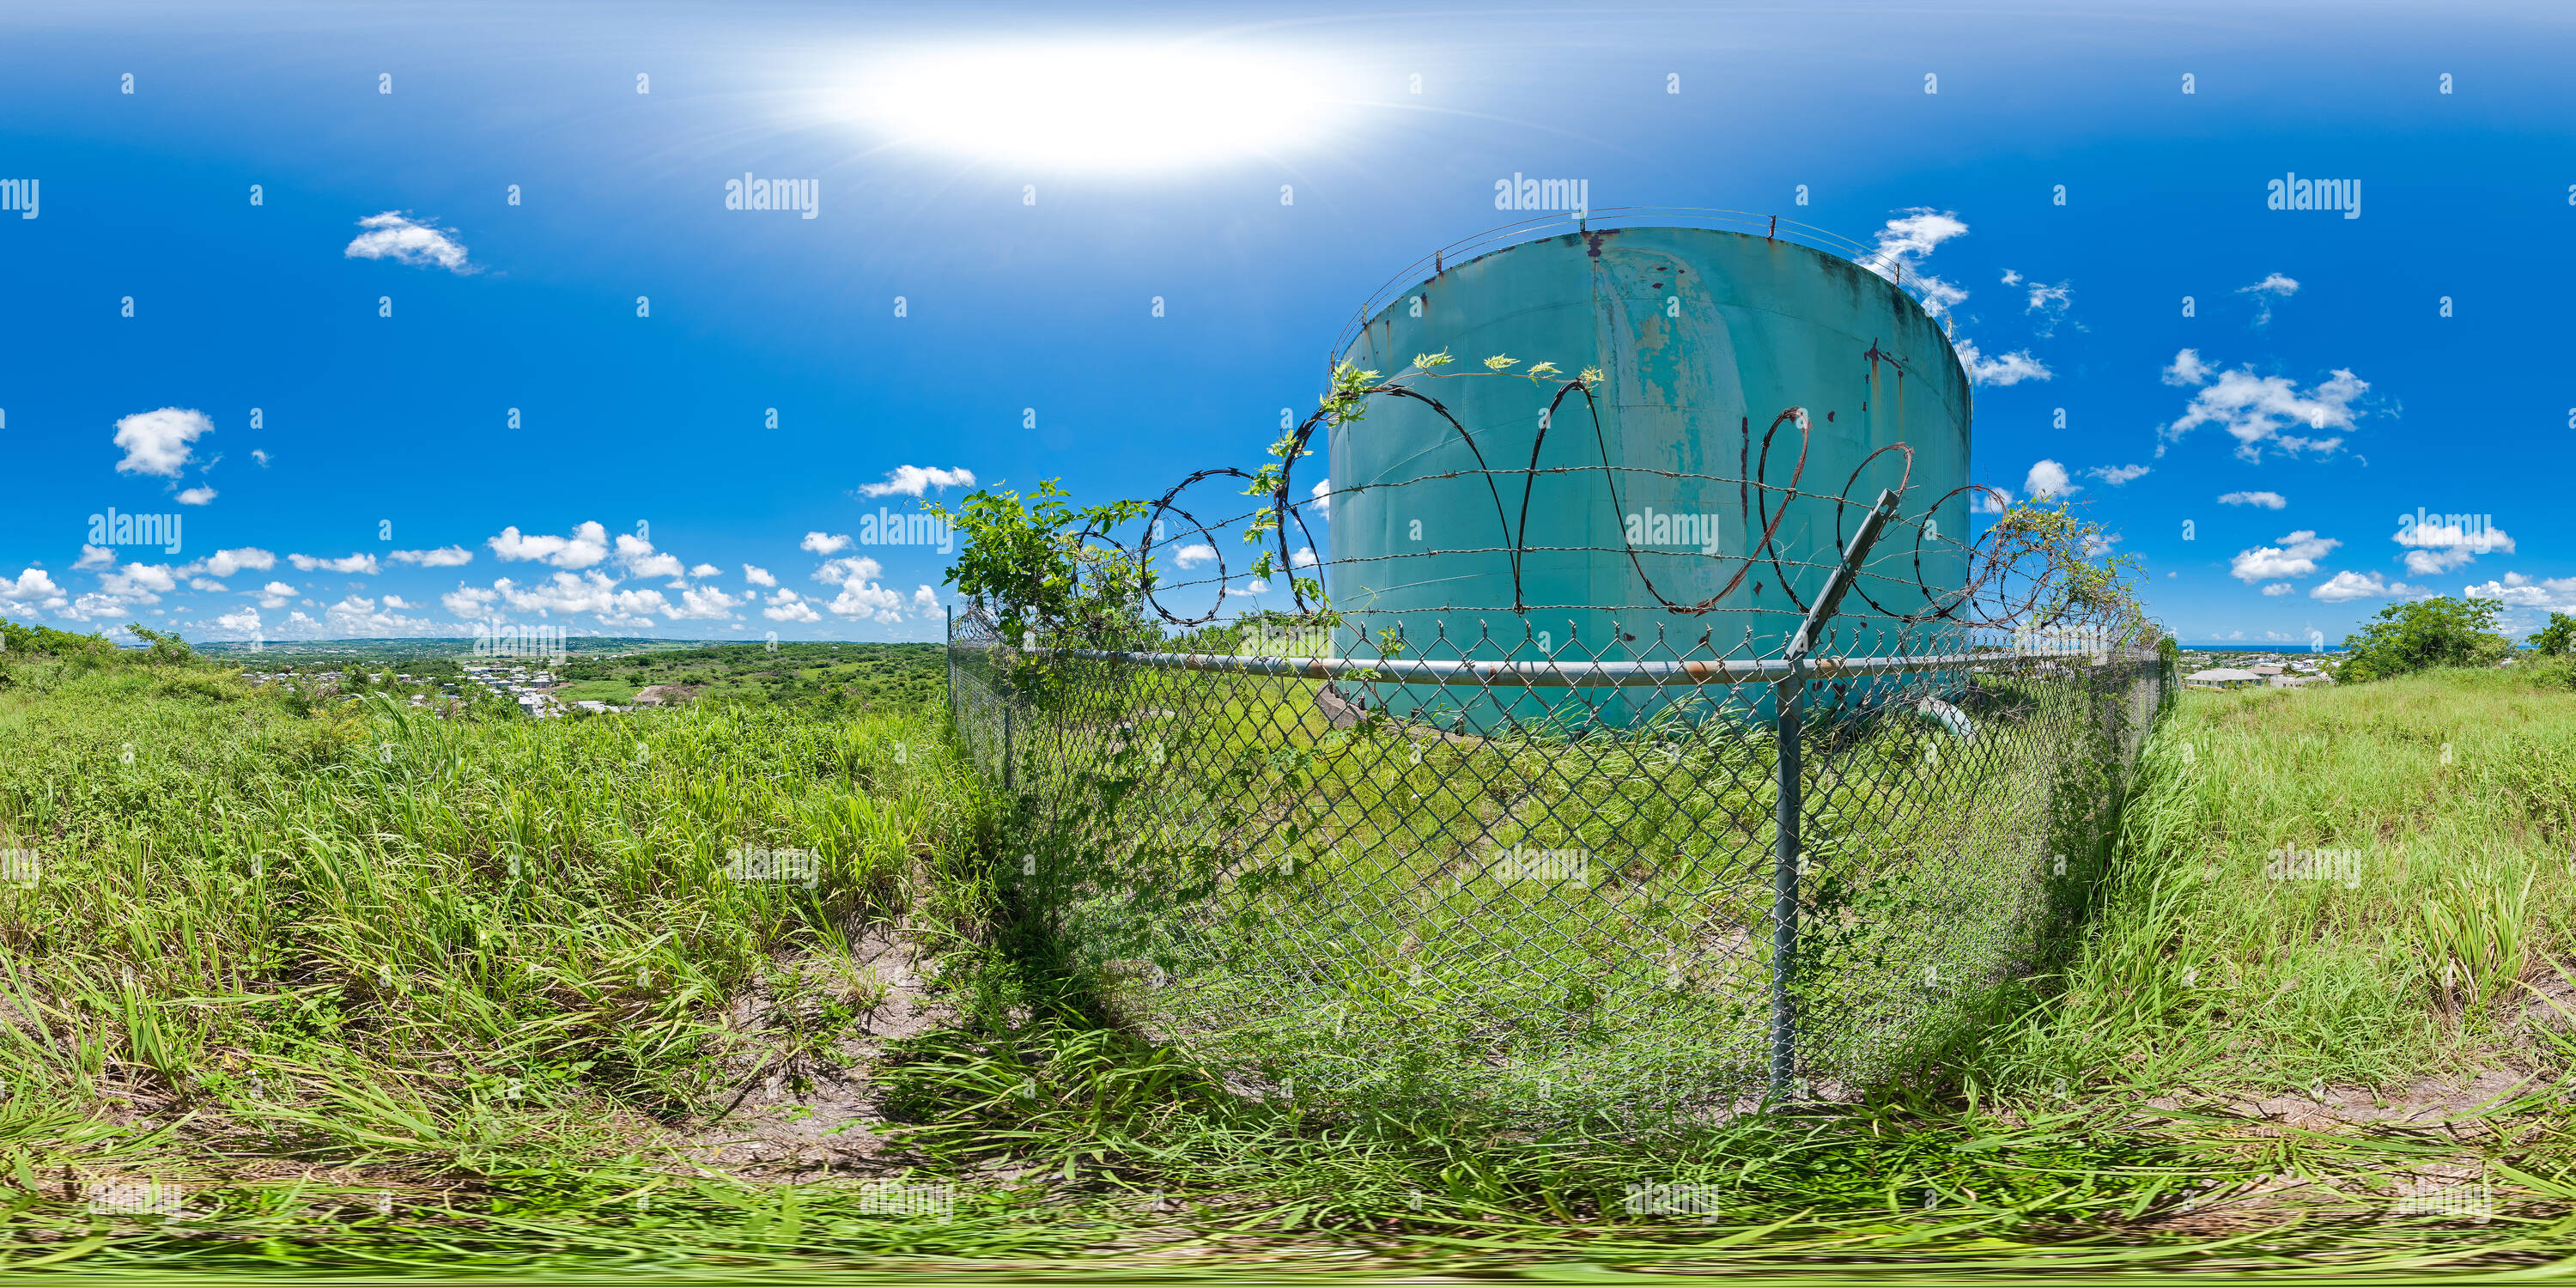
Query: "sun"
848 44 1344 170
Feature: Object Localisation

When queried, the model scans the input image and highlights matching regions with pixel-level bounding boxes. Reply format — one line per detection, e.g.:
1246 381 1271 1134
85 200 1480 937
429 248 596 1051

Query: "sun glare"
850 46 1340 169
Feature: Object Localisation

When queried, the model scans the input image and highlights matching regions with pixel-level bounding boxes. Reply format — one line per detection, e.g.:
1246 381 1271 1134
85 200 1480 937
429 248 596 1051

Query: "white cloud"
1953 337 2051 386
913 585 939 611
258 580 296 609
2087 464 2149 486
614 532 685 580
814 556 885 586
2394 518 2513 574
288 552 380 575
762 589 822 623
441 584 499 618
829 579 904 620
491 570 667 621
390 545 473 568
801 532 852 556
2023 459 2076 501
489 522 609 569
2261 582 2293 596
1970 488 2009 514
807 554 904 622
176 487 217 506
343 211 473 273
61 592 129 622
2161 349 2215 386
74 545 118 571
190 578 228 592
671 586 743 620
689 563 720 578
210 606 260 634
112 407 214 478
856 465 976 498
2156 352 2367 462
1912 275 1967 324
2229 531 2339 583
2311 570 2421 603
1999 269 2023 285
1862 208 1969 280
1309 477 1331 519
2236 272 2300 326
381 593 414 609
98 562 177 604
0 568 67 616
2024 280 2073 337
743 564 778 587
186 547 276 579
325 594 440 636
2218 490 2287 509
1292 545 1320 568
2464 572 2576 612
1174 543 1218 568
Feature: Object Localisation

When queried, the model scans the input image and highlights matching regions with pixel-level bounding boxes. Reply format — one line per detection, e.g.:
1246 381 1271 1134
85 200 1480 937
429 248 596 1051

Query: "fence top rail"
1027 643 2160 690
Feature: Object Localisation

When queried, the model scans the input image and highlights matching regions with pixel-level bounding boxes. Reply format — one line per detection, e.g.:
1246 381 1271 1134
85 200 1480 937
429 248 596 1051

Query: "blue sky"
1 0 2570 647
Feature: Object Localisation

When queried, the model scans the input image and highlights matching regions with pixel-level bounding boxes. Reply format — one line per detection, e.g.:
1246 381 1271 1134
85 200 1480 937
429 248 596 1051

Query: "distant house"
2185 667 2265 690
2250 664 2284 676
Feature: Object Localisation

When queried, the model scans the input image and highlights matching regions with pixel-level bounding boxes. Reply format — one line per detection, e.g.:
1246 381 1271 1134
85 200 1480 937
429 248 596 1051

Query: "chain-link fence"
949 592 2166 1127
943 217 2169 1126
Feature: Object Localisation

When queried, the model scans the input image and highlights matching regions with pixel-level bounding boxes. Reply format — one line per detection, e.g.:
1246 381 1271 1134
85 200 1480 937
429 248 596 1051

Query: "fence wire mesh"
949 560 2166 1127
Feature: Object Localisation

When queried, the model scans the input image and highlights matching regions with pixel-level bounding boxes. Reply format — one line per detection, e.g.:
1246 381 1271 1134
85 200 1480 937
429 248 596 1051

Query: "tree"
2529 612 2576 658
2338 597 2503 682
124 623 196 665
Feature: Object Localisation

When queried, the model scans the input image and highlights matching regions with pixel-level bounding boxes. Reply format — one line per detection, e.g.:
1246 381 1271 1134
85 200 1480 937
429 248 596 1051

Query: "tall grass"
1968 668 2576 1101
0 653 977 1177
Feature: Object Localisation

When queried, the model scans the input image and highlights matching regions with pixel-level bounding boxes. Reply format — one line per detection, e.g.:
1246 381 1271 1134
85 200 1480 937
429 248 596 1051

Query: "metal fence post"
1769 487 1902 1103
1769 667 1804 1098
1002 702 1015 793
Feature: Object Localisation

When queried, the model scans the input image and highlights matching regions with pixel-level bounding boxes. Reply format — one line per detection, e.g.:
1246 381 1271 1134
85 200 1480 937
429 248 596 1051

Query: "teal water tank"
1325 225 1972 731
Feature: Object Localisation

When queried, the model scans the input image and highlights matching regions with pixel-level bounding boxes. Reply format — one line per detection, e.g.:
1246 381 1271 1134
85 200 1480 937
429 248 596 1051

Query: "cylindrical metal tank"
1326 225 1972 731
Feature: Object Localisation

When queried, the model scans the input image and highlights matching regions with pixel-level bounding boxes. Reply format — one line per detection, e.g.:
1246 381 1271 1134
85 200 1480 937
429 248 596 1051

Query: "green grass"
1966 665 2576 1101
555 679 641 704
0 634 2568 1276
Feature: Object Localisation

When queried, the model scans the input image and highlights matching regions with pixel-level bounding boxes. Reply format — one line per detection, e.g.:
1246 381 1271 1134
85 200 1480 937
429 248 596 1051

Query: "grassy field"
0 626 2569 1277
